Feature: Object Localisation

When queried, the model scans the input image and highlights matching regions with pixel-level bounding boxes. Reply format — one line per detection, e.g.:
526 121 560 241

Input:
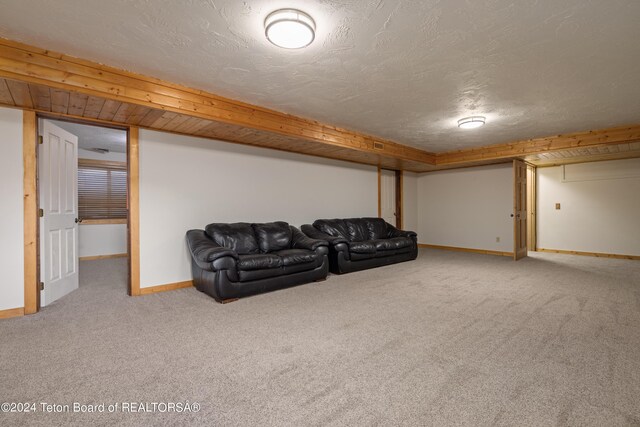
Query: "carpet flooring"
1 248 639 426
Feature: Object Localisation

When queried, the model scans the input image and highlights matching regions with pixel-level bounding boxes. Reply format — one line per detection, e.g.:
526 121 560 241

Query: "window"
78 159 127 220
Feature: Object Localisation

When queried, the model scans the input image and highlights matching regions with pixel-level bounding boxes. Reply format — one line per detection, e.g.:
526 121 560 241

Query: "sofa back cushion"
313 219 350 240
205 223 259 254
345 218 370 242
252 222 292 253
365 217 390 240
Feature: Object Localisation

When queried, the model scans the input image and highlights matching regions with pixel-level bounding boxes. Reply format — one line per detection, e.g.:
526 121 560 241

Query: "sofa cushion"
252 222 292 253
276 249 318 266
372 237 413 251
345 218 370 242
237 253 282 271
350 251 376 261
238 268 284 282
348 241 376 254
205 223 259 254
313 219 350 240
365 218 390 240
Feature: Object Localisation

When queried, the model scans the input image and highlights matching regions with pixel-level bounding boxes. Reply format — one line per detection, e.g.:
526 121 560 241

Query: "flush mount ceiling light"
457 116 486 129
265 9 316 49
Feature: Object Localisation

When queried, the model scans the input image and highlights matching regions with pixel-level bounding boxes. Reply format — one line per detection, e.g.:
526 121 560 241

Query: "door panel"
513 160 528 260
39 120 79 306
380 169 396 225
526 165 537 251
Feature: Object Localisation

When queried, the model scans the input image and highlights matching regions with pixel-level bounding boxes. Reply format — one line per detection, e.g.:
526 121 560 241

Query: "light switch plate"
555 203 561 210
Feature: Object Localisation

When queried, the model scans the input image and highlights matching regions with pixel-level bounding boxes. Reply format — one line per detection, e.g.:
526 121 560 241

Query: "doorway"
526 164 537 252
378 168 403 228
37 118 129 307
513 160 527 260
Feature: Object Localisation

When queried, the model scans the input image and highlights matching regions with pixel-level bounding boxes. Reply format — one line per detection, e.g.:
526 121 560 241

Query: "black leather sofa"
186 222 328 302
301 218 417 274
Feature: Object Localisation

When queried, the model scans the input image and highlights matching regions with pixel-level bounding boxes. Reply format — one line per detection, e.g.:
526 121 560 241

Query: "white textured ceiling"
52 120 127 153
2 0 640 152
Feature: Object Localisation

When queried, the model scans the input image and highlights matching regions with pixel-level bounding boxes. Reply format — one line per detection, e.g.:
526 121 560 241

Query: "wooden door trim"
23 110 38 314
377 167 382 218
396 170 403 229
378 168 403 228
23 116 140 315
513 160 528 260
526 165 537 251
128 127 140 296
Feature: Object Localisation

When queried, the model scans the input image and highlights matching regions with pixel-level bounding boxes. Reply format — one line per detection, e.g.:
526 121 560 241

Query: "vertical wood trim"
128 127 141 296
377 167 382 218
526 165 537 251
23 111 38 314
396 170 403 229
513 160 528 260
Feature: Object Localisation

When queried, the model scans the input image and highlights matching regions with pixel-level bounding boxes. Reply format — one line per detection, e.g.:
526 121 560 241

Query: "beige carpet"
1 248 639 426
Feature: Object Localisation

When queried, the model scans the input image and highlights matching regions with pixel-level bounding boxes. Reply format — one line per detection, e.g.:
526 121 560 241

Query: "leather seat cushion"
238 268 283 282
252 222 292 253
237 253 282 271
276 249 318 266
350 251 376 261
205 222 259 254
372 237 413 251
348 241 376 254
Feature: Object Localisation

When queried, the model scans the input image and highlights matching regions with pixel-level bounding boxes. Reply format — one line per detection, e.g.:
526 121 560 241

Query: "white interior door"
39 120 79 306
380 169 397 225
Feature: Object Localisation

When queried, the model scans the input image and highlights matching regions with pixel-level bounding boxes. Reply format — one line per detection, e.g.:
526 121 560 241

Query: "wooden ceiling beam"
1 38 639 172
0 38 436 165
436 125 640 166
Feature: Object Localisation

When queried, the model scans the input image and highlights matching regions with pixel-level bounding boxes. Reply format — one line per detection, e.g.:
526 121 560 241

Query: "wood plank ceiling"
1 38 639 172
0 77 434 171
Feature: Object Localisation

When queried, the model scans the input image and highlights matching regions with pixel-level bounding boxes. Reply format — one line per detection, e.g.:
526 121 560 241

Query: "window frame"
77 158 128 222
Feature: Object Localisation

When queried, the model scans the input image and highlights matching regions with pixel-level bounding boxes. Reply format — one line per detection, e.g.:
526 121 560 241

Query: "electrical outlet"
555 203 561 210
496 237 500 243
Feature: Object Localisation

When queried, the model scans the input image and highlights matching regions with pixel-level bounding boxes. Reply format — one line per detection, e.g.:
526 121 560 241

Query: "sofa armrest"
301 224 348 245
186 230 238 271
386 224 417 239
291 226 328 251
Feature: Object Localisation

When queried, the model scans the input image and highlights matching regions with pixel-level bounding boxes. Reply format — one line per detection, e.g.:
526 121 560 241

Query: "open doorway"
38 118 129 307
378 168 403 228
526 164 537 252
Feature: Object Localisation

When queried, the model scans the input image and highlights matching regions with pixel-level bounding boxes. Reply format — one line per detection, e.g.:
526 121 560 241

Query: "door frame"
513 159 528 260
377 167 403 228
23 112 140 314
526 164 537 251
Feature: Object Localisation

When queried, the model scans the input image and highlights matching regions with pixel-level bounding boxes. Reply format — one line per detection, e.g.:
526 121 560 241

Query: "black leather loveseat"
301 218 417 274
186 222 328 302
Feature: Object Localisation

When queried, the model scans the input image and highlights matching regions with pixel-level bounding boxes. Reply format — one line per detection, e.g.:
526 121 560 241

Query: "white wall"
77 148 127 258
79 224 128 258
403 172 418 232
139 130 378 288
0 107 24 311
537 159 640 256
417 163 514 253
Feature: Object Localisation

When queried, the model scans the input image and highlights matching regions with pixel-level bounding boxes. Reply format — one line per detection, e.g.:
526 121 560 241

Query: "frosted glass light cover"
265 9 316 49
458 116 486 129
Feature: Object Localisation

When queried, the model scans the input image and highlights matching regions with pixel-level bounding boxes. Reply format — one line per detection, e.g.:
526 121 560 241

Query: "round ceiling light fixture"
265 9 316 49
457 116 486 129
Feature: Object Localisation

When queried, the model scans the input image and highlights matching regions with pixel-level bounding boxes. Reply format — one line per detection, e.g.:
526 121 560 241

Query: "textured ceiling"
52 120 127 153
1 0 640 152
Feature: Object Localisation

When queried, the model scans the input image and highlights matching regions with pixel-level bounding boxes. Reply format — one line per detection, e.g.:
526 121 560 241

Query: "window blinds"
78 159 127 219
